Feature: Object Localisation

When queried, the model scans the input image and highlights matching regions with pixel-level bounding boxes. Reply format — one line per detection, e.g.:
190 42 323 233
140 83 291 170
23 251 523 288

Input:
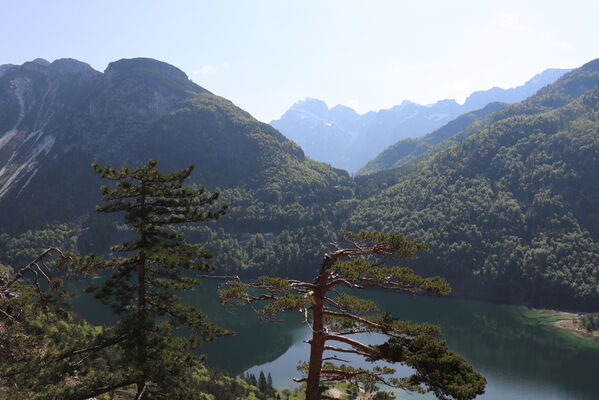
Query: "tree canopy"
71 159 233 398
219 231 486 400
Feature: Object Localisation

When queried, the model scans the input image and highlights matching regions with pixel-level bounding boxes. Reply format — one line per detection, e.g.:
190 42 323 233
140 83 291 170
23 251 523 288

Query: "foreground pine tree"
78 159 231 398
219 231 486 400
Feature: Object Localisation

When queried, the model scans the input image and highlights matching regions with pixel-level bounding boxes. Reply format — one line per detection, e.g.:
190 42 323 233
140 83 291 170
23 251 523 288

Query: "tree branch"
2 247 71 290
323 310 396 335
323 334 385 360
320 368 404 389
323 345 373 359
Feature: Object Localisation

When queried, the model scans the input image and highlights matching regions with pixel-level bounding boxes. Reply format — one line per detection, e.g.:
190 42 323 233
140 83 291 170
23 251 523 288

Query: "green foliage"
220 231 485 400
579 312 599 332
349 86 599 309
0 249 120 399
258 276 292 291
218 281 250 306
332 259 450 296
72 159 232 398
372 391 396 400
0 262 10 285
376 336 486 400
332 292 379 314
185 365 272 400
0 223 82 268
344 230 429 256
261 293 313 317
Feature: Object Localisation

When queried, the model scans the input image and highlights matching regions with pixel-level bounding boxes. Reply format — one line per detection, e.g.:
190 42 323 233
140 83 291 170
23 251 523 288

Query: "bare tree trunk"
137 181 147 399
136 251 146 399
305 256 331 400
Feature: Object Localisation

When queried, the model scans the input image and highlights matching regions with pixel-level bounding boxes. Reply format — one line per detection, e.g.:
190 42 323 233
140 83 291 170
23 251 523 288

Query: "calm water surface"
72 280 599 400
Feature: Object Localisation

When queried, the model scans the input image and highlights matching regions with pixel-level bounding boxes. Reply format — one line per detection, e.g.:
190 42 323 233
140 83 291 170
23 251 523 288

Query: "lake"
72 279 599 400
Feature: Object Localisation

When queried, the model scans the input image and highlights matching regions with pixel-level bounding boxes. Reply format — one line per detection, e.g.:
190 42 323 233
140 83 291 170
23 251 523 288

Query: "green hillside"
359 60 599 176
348 75 599 309
0 58 352 276
358 102 507 175
2 58 599 309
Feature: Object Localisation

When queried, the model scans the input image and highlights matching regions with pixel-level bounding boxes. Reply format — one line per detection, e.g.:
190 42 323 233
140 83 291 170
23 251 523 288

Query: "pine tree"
258 370 268 393
248 373 258 387
219 231 486 400
76 159 231 398
267 372 274 394
0 248 107 398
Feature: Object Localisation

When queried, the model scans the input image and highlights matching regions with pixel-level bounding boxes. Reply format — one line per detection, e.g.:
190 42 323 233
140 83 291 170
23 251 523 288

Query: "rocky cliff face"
0 57 346 231
0 58 100 198
0 58 208 229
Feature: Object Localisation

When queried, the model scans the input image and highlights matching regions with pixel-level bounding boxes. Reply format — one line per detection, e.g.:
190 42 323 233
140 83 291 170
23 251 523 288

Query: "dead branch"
2 247 71 292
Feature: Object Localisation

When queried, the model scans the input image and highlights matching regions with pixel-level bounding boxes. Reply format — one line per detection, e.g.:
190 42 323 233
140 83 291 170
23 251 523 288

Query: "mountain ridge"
272 68 571 173
349 58 599 309
0 57 350 234
1 56 599 311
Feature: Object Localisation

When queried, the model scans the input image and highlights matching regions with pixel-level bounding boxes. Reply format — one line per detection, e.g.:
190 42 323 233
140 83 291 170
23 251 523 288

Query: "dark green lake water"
71 280 599 400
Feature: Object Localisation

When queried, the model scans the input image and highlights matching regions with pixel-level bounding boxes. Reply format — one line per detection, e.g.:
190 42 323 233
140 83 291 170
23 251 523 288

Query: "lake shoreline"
522 306 599 339
550 313 599 338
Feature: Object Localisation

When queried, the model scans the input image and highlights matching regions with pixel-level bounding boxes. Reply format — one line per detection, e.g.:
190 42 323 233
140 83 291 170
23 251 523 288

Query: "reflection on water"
70 280 599 400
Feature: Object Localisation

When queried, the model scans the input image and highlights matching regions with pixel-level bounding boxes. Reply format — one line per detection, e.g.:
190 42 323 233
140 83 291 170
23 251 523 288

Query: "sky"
2 0 599 122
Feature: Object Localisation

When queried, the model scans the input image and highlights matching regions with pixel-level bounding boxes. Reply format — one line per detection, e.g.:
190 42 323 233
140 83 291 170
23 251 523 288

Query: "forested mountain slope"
359 65 599 176
348 59 599 309
358 59 599 183
2 57 599 310
0 58 352 274
358 102 508 175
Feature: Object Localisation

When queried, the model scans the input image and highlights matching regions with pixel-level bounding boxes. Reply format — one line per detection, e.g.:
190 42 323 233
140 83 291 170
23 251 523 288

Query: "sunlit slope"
349 60 599 309
358 61 599 176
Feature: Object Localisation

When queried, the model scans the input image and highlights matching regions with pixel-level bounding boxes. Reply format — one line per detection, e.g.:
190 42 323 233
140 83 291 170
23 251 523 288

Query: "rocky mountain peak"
21 58 51 73
31 58 50 66
289 98 329 117
50 58 99 75
104 57 188 81
273 67 570 173
330 104 359 119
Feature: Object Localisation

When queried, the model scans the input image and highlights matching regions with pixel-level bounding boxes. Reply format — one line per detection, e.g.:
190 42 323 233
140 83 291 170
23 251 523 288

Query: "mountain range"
1 57 598 311
272 68 570 173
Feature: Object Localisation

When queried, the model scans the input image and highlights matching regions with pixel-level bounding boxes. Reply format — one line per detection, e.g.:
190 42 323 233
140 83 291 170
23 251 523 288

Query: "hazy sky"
2 0 598 122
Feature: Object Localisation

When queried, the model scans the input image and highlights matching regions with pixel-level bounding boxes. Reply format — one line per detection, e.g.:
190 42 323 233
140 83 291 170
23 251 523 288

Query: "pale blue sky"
2 0 598 122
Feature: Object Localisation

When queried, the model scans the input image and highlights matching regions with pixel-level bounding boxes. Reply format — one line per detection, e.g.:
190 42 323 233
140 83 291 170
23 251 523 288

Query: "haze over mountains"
1 56 598 311
272 68 569 173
